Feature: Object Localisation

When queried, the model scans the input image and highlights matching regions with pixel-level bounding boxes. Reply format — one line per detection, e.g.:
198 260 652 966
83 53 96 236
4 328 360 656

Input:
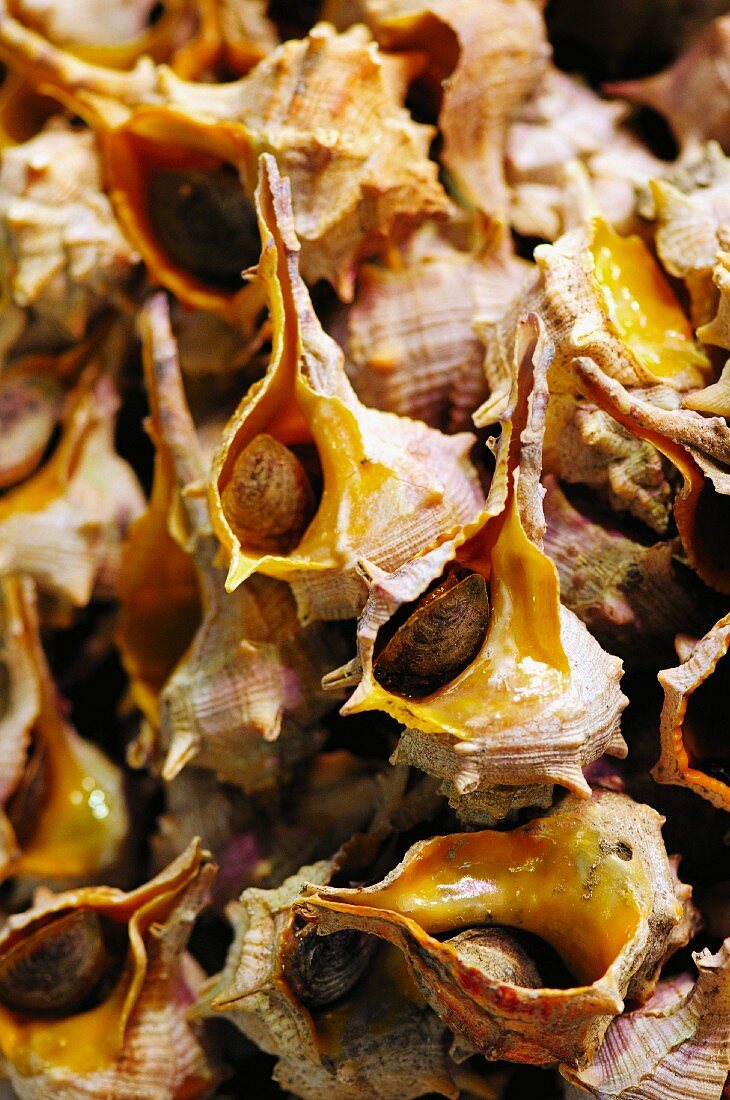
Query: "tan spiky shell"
346 222 533 431
326 315 626 819
562 939 730 1099
297 790 695 1067
0 840 217 1099
208 154 483 622
0 11 447 313
119 292 348 793
327 0 550 218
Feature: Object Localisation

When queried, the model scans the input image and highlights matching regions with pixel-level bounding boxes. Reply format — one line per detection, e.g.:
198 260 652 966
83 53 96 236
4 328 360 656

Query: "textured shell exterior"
542 391 677 536
355 0 549 218
572 356 730 595
0 575 129 887
0 121 139 342
649 143 730 280
654 611 730 811
689 250 730 415
346 225 533 432
297 791 695 1067
505 66 653 240
0 841 217 1100
332 315 626 816
121 293 346 793
542 477 719 669
532 218 711 395
606 13 730 151
0 13 447 309
562 939 730 1099
200 860 462 1100
208 155 483 622
0 362 144 608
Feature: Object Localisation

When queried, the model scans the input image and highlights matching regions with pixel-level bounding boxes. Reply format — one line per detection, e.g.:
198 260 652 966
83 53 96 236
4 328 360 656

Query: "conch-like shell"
0 839 217 1099
208 155 483 622
346 223 534 431
542 476 720 668
0 574 128 886
562 938 730 1099
0 118 139 344
297 790 695 1067
119 291 347 791
571 355 730 594
326 314 626 820
0 337 144 608
0 12 447 316
201 858 468 1099
606 13 730 152
654 611 730 811
326 0 549 218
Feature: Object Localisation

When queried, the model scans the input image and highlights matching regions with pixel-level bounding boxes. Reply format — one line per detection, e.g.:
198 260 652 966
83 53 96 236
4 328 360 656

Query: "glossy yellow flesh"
351 492 568 738
328 824 649 985
590 220 709 383
0 860 198 1075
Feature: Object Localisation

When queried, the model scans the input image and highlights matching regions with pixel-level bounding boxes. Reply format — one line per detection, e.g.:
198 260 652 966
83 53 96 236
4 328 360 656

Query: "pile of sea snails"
1 0 730 1097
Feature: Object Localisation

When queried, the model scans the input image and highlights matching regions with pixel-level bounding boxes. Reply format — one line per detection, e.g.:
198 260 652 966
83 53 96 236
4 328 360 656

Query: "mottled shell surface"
297 791 694 1067
208 155 483 622
329 315 626 815
0 840 217 1100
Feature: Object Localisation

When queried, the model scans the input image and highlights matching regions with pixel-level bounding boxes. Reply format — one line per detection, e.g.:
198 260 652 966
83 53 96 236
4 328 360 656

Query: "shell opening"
220 433 321 556
683 648 730 788
281 920 376 1009
147 162 260 290
321 826 644 986
589 220 709 383
372 565 491 700
0 909 127 1018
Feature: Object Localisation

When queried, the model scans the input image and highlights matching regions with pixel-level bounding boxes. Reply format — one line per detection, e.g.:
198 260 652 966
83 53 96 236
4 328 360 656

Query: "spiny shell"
329 0 550 218
347 223 534 432
654 611 730 811
0 13 448 314
0 839 217 1100
326 315 626 818
0 338 144 607
0 119 139 343
562 939 730 1099
606 13 730 152
208 155 483 622
297 790 695 1067
200 858 464 1100
120 292 348 793
0 574 128 888
572 355 730 594
542 476 720 668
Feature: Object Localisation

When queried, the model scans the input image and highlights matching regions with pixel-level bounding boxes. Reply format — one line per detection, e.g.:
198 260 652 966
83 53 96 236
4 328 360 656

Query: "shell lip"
298 895 627 1014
